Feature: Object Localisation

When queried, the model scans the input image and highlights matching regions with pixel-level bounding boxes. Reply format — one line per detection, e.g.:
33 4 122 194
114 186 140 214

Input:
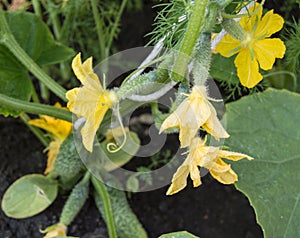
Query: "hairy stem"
0 93 72 122
172 0 209 82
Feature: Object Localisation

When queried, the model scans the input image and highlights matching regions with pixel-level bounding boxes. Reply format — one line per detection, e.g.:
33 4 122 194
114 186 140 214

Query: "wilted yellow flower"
160 85 229 147
167 137 253 195
215 3 286 88
43 223 67 238
66 53 118 152
29 103 72 174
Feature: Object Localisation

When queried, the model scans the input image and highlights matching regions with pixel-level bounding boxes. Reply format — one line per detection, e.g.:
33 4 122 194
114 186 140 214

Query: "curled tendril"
106 103 127 153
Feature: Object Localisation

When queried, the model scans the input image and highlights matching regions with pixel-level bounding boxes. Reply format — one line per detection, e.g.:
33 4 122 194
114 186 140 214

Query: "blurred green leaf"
210 53 239 84
159 231 199 238
225 88 300 238
101 131 140 171
0 11 74 117
1 174 58 218
126 175 139 192
5 11 74 65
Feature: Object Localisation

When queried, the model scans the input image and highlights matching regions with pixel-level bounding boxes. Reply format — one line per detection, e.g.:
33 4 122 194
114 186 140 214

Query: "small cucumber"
92 176 148 238
59 173 90 226
53 135 84 188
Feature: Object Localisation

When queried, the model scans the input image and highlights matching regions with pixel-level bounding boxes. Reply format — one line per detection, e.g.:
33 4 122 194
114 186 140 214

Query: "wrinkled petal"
235 49 262 88
210 158 231 173
210 166 238 184
72 54 102 89
45 140 61 174
72 53 91 84
215 34 241 57
29 116 71 141
202 104 229 140
189 165 201 187
210 159 238 184
159 100 189 131
81 101 110 152
254 10 284 38
43 223 67 238
239 3 263 32
166 162 190 195
67 85 100 119
218 150 254 161
254 38 286 70
160 87 213 147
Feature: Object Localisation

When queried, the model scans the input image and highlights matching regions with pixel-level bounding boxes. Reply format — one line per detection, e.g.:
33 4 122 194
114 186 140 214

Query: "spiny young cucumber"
192 33 212 85
92 177 147 238
118 70 170 100
59 172 90 226
53 135 84 188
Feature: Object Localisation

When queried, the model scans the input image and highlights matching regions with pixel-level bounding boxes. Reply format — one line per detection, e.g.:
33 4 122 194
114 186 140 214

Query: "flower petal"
166 162 190 195
218 150 254 161
239 3 263 32
254 38 286 70
254 10 284 38
45 140 61 174
202 104 229 140
210 159 238 184
215 34 241 57
210 167 238 184
72 53 103 89
80 92 113 152
235 49 263 88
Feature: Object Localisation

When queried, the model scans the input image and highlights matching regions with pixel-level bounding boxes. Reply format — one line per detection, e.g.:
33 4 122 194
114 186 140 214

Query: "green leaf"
5 11 74 65
0 11 74 117
159 231 199 238
210 53 239 84
126 175 139 192
224 88 300 238
1 174 58 218
101 131 140 171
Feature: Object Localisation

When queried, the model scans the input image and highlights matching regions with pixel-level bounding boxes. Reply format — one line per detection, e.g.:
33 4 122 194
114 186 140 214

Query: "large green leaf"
5 11 74 65
224 88 300 238
0 11 74 116
1 174 58 218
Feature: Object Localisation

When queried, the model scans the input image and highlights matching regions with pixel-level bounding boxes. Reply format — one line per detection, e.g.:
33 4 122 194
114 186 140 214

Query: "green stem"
263 70 298 92
32 0 42 17
0 10 67 101
172 0 209 82
91 0 107 61
91 175 118 238
0 93 72 122
107 0 128 51
20 113 49 146
30 80 40 103
48 0 61 40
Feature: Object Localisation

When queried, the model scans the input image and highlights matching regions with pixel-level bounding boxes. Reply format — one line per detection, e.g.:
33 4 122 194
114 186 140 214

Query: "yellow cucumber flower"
215 3 286 88
167 137 253 195
66 53 118 152
43 223 67 238
159 85 229 147
29 103 72 174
